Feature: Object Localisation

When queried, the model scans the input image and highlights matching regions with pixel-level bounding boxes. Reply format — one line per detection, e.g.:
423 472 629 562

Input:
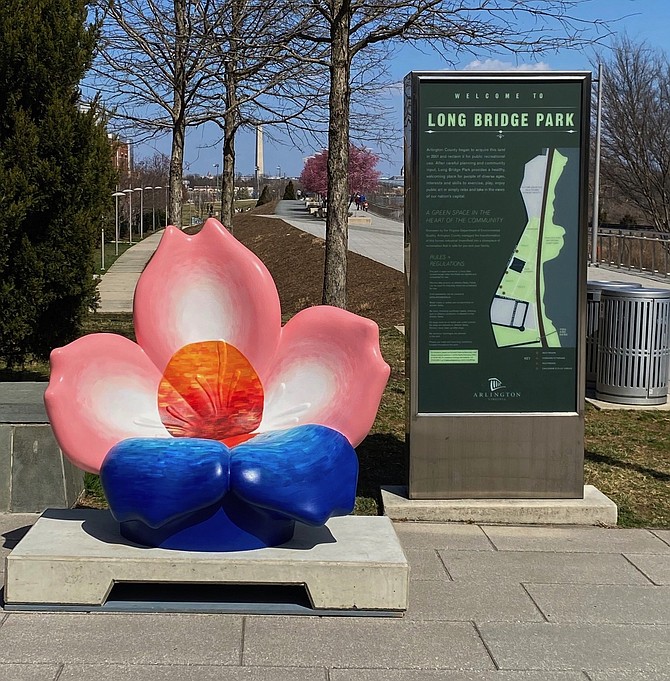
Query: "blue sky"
134 0 670 180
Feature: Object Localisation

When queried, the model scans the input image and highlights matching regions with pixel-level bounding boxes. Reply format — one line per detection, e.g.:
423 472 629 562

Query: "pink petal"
258 307 390 447
45 334 170 474
133 219 281 375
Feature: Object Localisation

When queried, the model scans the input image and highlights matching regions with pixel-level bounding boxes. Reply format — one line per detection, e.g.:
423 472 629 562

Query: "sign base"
382 485 617 526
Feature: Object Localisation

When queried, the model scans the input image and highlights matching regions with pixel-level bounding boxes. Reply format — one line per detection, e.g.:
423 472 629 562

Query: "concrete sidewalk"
274 199 404 271
1 512 669 678
97 231 164 313
586 262 670 290
95 202 403 314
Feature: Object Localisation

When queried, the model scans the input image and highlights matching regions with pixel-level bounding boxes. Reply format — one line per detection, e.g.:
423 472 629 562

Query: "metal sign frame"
404 71 590 499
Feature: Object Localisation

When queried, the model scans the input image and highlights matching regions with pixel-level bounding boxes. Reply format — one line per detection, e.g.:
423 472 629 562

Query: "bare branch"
597 37 670 231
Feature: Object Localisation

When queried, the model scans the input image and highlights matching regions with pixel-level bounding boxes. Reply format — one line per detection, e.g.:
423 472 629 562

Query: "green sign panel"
415 77 585 413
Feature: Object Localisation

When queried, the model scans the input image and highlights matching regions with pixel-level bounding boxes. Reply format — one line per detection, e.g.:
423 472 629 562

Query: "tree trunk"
169 118 185 228
221 63 238 231
221 121 236 230
169 0 188 228
323 0 351 308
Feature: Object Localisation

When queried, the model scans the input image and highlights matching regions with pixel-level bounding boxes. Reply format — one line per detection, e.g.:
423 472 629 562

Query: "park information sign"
405 72 589 499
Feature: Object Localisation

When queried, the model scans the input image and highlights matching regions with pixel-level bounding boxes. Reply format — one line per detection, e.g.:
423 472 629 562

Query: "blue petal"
230 425 358 525
100 438 231 529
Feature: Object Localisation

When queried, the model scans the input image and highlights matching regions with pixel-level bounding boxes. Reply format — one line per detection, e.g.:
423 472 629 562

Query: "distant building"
108 135 131 173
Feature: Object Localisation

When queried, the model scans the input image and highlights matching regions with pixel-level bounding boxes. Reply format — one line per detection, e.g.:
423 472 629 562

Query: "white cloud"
464 59 551 71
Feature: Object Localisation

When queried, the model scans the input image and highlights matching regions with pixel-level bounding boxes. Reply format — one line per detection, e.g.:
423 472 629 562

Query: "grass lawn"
585 405 670 527
74 314 670 528
235 199 257 211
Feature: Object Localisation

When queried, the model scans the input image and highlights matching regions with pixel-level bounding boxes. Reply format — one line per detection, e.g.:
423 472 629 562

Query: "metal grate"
586 281 642 394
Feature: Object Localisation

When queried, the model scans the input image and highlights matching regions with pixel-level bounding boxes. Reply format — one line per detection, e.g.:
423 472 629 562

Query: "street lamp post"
213 163 220 216
144 187 151 232
112 191 125 256
165 185 168 228
152 186 161 231
123 188 133 244
592 62 604 266
134 187 144 239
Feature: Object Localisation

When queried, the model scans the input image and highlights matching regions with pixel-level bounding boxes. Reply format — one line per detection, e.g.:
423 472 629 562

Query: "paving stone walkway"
1 513 669 679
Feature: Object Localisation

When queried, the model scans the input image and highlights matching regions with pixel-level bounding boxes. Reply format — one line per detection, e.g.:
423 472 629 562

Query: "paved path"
1 512 669 678
274 200 404 271
586 262 670 289
95 203 404 313
97 231 164 313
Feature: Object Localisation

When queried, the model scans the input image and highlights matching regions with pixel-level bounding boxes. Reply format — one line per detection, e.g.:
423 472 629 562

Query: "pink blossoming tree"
300 145 380 198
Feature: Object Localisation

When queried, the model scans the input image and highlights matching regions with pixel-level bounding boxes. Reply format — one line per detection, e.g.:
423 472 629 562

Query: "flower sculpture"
45 218 389 551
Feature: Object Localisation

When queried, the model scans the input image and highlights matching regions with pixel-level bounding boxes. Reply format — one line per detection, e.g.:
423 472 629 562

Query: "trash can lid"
587 280 643 290
600 286 670 299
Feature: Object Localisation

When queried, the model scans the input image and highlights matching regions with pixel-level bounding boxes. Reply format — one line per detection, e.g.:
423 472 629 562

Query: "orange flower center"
157 340 263 446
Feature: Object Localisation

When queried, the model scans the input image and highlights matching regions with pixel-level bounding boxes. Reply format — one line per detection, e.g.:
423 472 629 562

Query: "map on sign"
490 148 568 349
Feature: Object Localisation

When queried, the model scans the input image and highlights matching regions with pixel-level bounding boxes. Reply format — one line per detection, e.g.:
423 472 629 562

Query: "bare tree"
207 0 329 228
134 152 171 187
598 37 670 232
92 0 331 231
297 0 607 308
92 0 223 228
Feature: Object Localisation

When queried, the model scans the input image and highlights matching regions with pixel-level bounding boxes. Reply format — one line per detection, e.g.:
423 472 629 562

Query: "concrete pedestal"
4 509 409 615
0 383 84 512
382 485 618 526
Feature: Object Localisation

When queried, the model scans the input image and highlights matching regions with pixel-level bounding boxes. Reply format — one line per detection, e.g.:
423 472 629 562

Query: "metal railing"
592 228 670 278
367 193 404 223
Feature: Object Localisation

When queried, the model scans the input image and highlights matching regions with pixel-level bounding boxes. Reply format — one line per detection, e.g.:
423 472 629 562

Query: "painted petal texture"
101 438 231 529
158 340 263 441
230 425 358 525
259 306 390 446
133 219 282 375
45 334 170 474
